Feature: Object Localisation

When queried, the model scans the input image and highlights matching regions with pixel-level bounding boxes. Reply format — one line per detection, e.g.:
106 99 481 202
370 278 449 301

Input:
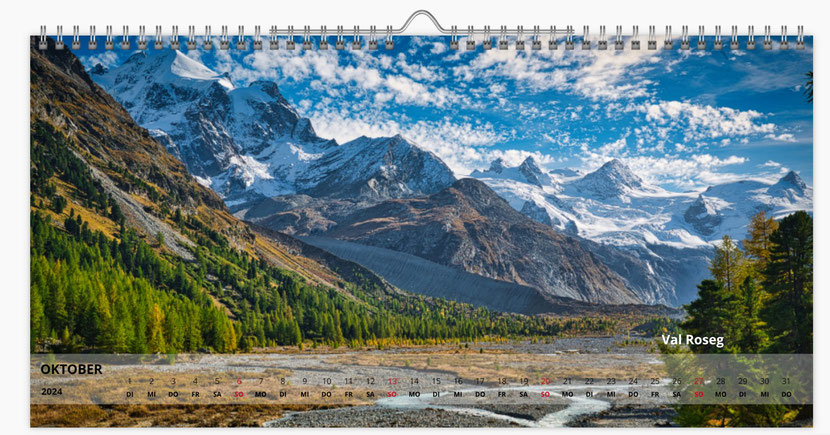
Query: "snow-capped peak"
297 134 456 199
517 157 554 187
571 159 646 199
471 157 554 188
90 51 457 205
247 79 284 99
171 51 225 81
550 167 583 178
591 159 642 188
487 158 507 174
772 170 808 194
683 194 724 236
93 49 233 96
519 156 541 172
692 194 719 216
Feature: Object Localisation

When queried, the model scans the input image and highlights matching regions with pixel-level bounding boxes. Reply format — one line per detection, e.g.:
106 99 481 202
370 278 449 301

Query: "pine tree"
762 211 812 353
734 275 768 353
30 282 46 351
681 280 738 353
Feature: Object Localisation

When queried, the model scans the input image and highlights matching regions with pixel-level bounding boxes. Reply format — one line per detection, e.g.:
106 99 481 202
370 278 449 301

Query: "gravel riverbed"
264 404 571 427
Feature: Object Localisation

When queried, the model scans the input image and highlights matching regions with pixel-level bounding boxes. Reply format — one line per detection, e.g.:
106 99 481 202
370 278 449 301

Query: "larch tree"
744 210 779 269
147 303 166 353
709 235 748 294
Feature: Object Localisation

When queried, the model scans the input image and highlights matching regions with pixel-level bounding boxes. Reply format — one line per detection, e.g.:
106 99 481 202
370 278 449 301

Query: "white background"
1 0 825 433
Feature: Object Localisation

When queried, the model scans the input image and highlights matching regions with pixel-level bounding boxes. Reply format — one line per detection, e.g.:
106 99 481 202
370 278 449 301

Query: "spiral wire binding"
72 26 80 50
352 26 361 50
797 26 805 50
89 26 97 50
565 26 574 50
648 25 656 50
138 26 147 50
581 26 590 50
105 25 113 50
680 25 689 50
205 26 213 50
237 26 247 50
38 10 806 52
598 26 607 50
548 26 557 50
614 26 624 50
186 26 196 50
498 26 508 50
630 26 639 50
171 26 180 50
55 26 64 50
219 25 228 50
154 26 162 50
532 26 541 51
253 26 262 50
121 26 130 50
321 27 330 50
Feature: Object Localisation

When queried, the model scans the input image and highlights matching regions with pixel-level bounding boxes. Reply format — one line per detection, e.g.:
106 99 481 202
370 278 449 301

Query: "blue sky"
75 35 813 192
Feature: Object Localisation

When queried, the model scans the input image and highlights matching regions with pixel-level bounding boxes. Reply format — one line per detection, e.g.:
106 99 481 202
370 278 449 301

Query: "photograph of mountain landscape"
30 33 812 427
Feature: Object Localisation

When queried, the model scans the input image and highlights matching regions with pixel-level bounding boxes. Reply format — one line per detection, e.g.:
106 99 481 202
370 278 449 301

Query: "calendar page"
30 19 813 428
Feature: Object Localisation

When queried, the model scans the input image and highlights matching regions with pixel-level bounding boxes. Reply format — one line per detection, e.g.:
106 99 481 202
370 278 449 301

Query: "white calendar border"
2 0 825 433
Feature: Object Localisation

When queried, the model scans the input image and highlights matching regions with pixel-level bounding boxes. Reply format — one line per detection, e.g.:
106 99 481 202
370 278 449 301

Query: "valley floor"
32 336 665 428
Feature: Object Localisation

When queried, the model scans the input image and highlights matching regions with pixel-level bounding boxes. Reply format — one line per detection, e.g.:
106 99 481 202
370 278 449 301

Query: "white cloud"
305 109 517 174
395 53 443 82
589 154 751 190
578 131 757 190
598 137 628 155
429 41 447 54
451 49 660 101
225 48 463 109
765 133 797 143
690 154 747 167
480 149 560 169
641 101 776 142
81 51 120 69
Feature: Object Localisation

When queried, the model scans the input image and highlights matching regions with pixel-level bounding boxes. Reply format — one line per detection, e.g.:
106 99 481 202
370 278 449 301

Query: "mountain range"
91 50 455 206
32 37 683 336
88 50 813 309
471 157 812 304
39 37 672 356
31 38 404 296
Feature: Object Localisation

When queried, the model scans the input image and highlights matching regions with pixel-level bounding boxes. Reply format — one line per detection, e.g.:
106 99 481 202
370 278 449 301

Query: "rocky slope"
30 37 405 298
305 178 642 305
299 236 572 315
